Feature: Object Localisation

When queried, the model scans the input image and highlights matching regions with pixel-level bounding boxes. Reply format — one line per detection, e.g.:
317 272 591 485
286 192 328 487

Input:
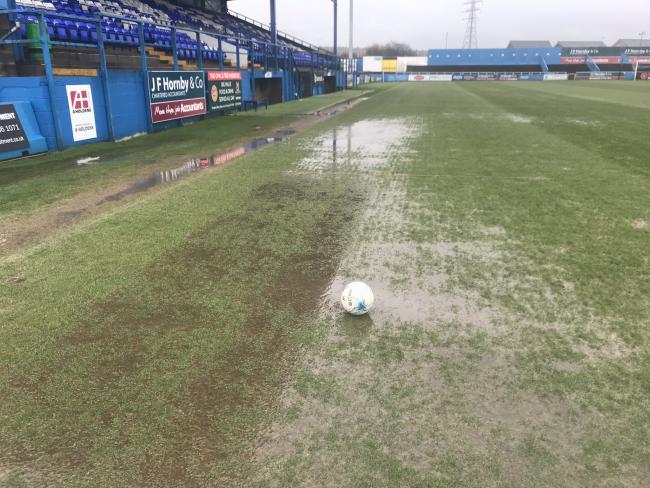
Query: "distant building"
555 41 606 48
614 39 650 48
507 41 552 49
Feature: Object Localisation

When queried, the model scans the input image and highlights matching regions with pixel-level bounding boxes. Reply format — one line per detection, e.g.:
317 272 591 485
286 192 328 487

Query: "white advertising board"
544 73 569 81
363 56 383 73
397 56 428 73
408 74 453 82
66 84 97 142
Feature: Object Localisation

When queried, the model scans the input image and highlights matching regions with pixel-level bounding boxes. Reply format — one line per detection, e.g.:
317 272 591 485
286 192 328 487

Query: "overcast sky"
228 0 650 49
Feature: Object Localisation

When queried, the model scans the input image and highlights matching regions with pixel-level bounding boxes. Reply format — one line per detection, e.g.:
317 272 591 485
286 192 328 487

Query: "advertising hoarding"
206 71 242 113
362 56 383 73
0 104 30 152
408 74 453 81
66 84 97 142
148 71 206 123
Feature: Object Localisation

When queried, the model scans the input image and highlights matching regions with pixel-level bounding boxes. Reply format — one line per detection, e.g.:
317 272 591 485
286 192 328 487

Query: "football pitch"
1 81 649 486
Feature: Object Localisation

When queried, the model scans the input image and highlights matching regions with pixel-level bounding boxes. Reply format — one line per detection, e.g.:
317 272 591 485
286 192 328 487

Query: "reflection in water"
299 119 415 171
332 127 337 166
98 129 296 204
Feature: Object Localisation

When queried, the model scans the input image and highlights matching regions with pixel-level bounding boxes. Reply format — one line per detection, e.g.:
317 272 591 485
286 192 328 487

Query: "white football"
341 282 374 316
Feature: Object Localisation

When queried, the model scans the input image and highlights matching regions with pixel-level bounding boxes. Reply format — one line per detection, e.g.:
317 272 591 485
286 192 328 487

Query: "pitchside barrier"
374 72 570 82
367 71 644 82
574 71 637 81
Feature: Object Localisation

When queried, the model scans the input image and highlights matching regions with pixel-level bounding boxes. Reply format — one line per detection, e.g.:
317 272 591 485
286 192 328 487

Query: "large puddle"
298 118 417 171
94 98 375 204
98 129 296 204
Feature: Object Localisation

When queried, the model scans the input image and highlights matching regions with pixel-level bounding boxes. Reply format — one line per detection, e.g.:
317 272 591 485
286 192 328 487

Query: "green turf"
1 82 649 487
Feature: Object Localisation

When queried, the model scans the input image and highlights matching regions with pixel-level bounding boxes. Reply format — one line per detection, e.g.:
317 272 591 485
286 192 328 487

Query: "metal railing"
226 8 331 56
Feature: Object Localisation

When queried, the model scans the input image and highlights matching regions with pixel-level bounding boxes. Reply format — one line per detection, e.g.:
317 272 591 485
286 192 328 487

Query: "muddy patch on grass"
4 276 26 285
12 173 366 484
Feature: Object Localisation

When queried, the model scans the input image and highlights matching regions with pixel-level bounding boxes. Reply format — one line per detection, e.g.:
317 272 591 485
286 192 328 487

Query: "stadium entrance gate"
255 77 283 105
324 76 337 94
300 72 313 98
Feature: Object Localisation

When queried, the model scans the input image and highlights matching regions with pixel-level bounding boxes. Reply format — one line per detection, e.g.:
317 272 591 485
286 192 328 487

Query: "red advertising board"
560 57 586 64
561 56 621 65
150 98 206 124
207 71 243 81
629 57 650 64
591 56 622 64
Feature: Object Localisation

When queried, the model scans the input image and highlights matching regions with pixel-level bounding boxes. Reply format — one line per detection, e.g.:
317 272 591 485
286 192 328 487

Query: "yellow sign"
382 59 398 73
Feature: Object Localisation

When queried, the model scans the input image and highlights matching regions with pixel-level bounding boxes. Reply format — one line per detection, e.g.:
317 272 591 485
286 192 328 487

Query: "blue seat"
47 24 55 39
53 20 67 40
77 23 89 42
121 28 133 44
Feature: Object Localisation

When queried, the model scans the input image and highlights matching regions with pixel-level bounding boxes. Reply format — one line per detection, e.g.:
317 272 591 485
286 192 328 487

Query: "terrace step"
53 67 97 77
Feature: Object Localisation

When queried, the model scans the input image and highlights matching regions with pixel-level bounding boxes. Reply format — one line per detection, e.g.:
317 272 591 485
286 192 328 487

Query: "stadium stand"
0 0 347 156
425 48 560 74
9 0 332 73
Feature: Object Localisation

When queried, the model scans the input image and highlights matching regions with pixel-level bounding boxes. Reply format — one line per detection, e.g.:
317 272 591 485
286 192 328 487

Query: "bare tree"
364 41 417 57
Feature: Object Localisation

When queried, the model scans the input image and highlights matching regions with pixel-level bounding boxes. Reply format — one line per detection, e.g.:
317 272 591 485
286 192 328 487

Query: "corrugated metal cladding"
427 48 562 66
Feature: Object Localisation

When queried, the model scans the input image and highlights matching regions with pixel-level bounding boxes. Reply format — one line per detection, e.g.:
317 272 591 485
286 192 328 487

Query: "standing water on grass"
99 129 296 203
298 118 417 171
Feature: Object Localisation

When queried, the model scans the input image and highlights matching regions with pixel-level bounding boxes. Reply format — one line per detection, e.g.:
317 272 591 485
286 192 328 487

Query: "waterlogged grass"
0 89 362 216
248 83 650 487
1 82 649 487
